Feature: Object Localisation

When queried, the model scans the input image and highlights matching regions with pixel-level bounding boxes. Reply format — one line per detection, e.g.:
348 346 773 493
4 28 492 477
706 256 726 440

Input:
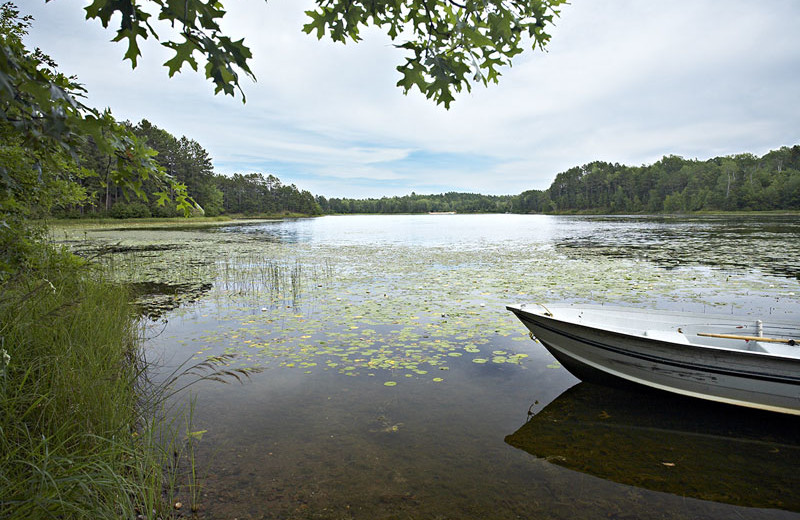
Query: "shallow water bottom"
181 360 800 520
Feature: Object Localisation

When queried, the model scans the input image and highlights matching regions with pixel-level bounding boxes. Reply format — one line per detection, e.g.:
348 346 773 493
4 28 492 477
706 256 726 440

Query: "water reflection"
505 382 800 513
216 214 562 248
216 218 310 243
215 214 800 279
555 214 800 279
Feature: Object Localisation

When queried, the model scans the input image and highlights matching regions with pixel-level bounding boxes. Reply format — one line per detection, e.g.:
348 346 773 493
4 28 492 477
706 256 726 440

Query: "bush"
150 203 181 218
109 202 152 219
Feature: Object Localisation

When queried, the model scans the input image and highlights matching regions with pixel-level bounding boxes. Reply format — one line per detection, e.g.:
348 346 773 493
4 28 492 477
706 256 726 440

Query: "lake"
56 214 800 519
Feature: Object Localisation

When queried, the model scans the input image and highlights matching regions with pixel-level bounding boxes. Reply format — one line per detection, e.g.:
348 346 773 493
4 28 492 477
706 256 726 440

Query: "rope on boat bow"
533 302 553 317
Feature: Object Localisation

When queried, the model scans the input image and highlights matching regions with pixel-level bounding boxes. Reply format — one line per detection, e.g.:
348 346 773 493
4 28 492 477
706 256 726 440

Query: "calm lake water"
60 214 800 519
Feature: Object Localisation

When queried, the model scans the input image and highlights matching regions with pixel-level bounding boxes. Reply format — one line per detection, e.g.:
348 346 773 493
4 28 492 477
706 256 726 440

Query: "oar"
697 332 797 346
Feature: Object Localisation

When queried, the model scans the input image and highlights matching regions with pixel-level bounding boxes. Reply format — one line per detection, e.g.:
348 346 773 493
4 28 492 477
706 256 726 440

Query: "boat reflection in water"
505 382 800 513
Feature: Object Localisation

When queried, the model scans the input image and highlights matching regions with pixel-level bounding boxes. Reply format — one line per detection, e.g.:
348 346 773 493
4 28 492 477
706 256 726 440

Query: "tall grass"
0 249 174 519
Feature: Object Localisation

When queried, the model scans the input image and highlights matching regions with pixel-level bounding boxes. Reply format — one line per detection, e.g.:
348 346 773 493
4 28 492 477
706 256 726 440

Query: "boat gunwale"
506 303 800 362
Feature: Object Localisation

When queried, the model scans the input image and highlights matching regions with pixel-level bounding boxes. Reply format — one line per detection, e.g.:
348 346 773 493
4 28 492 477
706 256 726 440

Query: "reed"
0 247 187 519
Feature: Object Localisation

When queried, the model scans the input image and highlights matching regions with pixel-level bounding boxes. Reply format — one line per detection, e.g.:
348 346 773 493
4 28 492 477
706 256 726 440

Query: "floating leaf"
59 217 797 395
186 430 207 441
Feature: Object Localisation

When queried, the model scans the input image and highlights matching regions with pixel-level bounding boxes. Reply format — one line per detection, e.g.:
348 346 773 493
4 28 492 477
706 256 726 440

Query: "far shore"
42 209 800 231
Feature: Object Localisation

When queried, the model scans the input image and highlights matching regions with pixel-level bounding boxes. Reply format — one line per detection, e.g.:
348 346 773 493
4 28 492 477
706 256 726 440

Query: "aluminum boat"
506 303 800 415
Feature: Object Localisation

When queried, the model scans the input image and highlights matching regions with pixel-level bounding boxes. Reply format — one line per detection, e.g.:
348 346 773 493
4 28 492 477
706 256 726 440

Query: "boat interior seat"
745 342 770 353
757 343 798 357
643 330 690 344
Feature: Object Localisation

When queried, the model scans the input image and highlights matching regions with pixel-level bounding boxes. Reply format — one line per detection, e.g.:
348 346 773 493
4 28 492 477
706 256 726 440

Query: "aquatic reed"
0 252 160 518
0 246 230 519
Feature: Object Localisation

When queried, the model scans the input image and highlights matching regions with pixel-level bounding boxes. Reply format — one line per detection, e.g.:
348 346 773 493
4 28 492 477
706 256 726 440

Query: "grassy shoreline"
0 246 182 519
41 209 800 231
43 212 316 227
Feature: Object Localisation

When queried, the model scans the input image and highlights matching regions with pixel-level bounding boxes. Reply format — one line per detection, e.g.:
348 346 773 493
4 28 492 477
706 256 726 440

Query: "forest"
45 137 800 218
325 146 800 214
513 146 800 214
319 191 513 214
51 119 322 219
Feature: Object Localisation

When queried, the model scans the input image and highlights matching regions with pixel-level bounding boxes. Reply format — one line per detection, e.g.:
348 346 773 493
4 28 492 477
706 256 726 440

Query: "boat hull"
507 304 800 415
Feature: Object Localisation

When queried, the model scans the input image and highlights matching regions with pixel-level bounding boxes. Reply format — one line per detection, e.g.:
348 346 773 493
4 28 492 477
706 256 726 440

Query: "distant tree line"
53 128 799 219
513 146 800 214
56 119 321 218
214 173 320 215
316 191 513 214
326 146 800 214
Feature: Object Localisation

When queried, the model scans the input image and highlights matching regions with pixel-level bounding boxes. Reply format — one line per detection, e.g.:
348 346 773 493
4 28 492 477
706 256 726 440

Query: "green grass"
0 249 177 519
43 215 234 228
43 211 319 230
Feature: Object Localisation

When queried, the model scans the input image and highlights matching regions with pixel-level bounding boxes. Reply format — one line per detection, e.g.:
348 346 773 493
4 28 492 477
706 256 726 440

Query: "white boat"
506 303 800 415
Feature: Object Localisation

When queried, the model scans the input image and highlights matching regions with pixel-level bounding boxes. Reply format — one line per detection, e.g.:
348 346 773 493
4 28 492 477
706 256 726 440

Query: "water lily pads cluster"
52 218 800 386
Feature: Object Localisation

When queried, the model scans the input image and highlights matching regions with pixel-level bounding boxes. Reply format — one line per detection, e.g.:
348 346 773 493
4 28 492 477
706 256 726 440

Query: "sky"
22 0 800 199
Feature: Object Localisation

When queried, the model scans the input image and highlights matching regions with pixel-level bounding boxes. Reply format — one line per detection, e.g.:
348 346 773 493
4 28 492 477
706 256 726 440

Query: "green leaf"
163 40 200 76
155 191 171 207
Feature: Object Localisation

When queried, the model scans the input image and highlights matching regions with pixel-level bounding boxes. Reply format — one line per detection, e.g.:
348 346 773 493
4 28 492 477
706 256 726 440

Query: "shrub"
109 202 152 219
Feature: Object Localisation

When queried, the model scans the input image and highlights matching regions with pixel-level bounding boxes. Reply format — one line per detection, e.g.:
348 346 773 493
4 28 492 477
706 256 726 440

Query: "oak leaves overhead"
83 0 564 108
304 0 564 107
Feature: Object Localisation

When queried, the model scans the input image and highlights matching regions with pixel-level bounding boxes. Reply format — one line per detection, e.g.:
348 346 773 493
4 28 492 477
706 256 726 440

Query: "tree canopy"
303 0 565 107
0 3 193 221
50 119 320 220
322 146 800 215
77 0 564 108
0 3 185 277
512 147 800 214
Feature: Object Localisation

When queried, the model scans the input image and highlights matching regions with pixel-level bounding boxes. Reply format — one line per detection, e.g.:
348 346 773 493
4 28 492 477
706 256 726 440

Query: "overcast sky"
23 0 800 199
